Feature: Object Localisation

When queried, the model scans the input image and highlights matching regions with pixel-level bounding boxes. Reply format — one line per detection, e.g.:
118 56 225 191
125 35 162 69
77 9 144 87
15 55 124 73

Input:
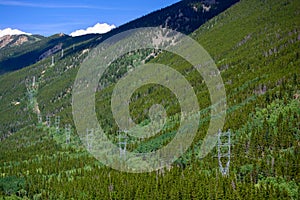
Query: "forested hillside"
0 0 239 75
0 0 299 199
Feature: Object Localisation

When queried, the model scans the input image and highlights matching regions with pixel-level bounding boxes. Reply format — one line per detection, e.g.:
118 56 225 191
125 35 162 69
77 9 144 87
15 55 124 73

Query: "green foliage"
0 176 26 196
0 0 299 199
256 177 299 200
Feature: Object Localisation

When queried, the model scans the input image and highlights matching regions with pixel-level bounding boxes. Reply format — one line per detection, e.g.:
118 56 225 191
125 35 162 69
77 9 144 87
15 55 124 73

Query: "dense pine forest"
0 0 299 199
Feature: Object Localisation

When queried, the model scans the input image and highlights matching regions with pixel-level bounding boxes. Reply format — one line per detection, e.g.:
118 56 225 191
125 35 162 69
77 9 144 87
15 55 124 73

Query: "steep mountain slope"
0 0 299 199
103 0 239 36
0 0 239 75
0 34 100 74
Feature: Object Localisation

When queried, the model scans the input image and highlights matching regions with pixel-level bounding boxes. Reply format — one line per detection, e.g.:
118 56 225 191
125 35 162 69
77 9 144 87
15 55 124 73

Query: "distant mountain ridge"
0 0 239 74
0 34 42 49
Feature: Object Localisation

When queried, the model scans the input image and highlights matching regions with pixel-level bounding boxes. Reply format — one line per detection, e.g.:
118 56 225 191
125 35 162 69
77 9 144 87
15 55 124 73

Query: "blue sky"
0 0 180 36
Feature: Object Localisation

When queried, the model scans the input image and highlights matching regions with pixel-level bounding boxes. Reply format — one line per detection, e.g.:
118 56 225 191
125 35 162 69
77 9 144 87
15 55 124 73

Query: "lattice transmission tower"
65 124 71 144
37 113 42 124
25 76 38 109
118 130 127 160
55 116 60 133
46 115 51 127
86 128 94 151
51 56 55 66
217 129 231 176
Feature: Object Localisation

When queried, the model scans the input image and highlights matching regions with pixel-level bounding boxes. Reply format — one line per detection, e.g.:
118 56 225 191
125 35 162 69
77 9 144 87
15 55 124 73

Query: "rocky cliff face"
0 35 39 49
38 43 63 60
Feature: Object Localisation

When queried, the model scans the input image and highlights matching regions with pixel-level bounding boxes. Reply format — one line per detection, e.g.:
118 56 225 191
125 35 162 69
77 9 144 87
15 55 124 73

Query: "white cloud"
0 28 32 37
70 23 116 37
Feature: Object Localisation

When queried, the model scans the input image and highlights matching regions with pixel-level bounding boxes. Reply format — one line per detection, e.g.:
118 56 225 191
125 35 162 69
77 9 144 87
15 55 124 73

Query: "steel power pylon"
51 56 54 66
55 116 60 133
46 115 51 127
217 129 231 176
118 130 127 160
37 113 42 124
25 76 38 109
65 124 71 144
86 128 94 151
